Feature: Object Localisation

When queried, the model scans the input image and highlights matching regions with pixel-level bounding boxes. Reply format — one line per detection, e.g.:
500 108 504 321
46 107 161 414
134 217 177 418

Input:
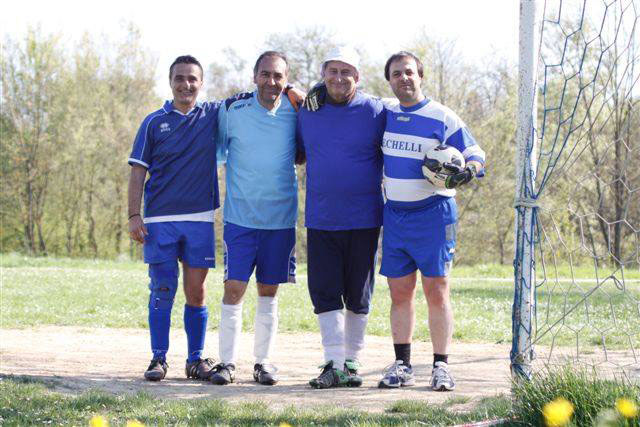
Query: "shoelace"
432 366 451 382
382 361 405 378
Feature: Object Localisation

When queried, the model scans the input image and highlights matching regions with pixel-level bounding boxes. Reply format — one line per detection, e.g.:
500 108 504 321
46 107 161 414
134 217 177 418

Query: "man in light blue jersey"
210 51 303 386
297 46 386 389
128 55 220 382
377 52 485 391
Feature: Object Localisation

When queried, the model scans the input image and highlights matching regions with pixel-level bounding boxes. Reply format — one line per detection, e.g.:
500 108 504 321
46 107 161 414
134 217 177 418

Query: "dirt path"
1 326 513 412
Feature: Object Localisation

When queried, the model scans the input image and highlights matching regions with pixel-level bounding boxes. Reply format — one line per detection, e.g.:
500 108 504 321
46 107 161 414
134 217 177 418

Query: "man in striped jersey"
377 52 485 391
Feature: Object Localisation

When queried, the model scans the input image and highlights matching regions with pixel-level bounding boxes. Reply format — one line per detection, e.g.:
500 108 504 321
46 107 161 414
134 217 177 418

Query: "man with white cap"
296 46 386 388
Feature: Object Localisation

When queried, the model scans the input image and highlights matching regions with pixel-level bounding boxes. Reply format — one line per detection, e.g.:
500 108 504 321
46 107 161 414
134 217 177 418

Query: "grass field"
1 254 639 426
2 253 638 348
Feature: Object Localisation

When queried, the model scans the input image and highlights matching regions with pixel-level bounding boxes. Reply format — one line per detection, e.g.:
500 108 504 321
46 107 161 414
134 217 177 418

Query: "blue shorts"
223 222 296 285
144 221 215 268
380 197 457 278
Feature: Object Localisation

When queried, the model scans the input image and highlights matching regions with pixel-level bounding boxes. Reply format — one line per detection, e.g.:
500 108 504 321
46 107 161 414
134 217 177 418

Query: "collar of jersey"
163 100 203 115
252 90 287 116
399 97 429 113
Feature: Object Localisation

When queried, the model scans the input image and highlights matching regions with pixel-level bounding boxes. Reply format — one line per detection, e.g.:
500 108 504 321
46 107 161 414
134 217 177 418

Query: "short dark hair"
169 55 203 79
384 51 424 81
253 51 289 76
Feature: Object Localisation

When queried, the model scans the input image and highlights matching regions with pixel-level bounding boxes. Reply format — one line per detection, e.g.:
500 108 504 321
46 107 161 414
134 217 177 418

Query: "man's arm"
128 165 148 244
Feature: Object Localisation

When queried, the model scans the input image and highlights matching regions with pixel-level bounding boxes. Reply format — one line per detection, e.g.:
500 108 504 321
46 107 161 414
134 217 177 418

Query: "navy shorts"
380 197 457 278
143 221 215 268
307 227 380 315
223 222 296 285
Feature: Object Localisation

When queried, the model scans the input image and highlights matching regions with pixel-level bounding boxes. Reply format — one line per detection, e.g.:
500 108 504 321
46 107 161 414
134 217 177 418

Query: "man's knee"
223 280 247 305
149 260 179 311
423 277 450 307
257 283 278 297
389 275 417 306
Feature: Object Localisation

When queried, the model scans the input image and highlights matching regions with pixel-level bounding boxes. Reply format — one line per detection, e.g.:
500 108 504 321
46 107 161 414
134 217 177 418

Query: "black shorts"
306 227 380 314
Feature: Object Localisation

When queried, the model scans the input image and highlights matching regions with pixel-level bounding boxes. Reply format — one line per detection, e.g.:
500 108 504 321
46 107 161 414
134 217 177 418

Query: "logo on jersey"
397 116 411 122
160 122 171 132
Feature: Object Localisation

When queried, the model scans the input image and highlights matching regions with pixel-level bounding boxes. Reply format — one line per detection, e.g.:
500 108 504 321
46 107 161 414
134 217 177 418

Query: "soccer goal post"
511 0 639 381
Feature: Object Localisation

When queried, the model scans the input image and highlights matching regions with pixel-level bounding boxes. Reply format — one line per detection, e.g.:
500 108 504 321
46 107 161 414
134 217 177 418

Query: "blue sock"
149 308 171 361
148 261 178 361
184 304 208 363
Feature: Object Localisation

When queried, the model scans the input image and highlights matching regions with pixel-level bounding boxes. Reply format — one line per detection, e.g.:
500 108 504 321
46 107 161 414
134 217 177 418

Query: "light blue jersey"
217 91 298 229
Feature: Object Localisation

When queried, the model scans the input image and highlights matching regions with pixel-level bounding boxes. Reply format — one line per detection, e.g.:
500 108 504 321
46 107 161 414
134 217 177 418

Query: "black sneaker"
253 363 278 385
308 361 351 389
185 357 216 380
144 358 168 381
210 363 235 385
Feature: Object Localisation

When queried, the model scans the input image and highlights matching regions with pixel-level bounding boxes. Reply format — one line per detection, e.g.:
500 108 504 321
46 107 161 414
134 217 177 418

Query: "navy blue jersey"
297 91 386 230
129 101 221 222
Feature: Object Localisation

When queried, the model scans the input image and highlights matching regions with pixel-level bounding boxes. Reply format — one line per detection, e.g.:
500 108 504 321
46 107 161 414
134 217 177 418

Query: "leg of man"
182 263 209 364
254 283 279 364
220 279 248 363
422 275 453 355
252 227 293 369
253 283 279 385
343 227 380 364
389 272 418 366
307 228 351 388
423 275 455 391
145 259 179 380
179 221 217 380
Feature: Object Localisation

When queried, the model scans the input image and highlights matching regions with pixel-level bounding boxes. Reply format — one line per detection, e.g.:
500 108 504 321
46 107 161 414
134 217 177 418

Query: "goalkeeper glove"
302 82 327 112
444 163 478 189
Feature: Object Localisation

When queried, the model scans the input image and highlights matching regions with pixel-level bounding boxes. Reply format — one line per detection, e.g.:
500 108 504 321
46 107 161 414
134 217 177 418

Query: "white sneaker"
431 361 455 391
378 360 415 388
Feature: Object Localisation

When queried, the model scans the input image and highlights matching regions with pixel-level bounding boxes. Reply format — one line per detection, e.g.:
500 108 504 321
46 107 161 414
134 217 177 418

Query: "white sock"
345 310 368 361
219 302 243 364
318 309 345 369
254 296 278 365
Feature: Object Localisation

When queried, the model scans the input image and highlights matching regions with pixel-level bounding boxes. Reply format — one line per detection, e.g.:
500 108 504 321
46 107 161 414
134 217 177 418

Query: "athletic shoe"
144 358 168 381
185 357 216 380
344 359 363 387
308 361 351 389
431 361 455 391
253 363 278 385
210 362 236 385
378 360 415 388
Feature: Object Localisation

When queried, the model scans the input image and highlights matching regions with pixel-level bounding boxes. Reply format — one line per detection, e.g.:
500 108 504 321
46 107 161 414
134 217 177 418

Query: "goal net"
511 0 639 381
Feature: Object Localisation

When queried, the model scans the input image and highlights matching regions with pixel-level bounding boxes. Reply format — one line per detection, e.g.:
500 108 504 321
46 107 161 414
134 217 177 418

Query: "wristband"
128 213 141 220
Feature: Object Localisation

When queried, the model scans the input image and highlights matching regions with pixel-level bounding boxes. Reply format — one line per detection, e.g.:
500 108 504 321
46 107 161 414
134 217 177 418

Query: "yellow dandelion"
89 415 109 427
616 398 638 418
279 423 292 427
542 397 574 427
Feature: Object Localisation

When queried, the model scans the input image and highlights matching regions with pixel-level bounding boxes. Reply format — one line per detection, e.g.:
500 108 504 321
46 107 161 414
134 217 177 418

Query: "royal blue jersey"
297 91 386 230
382 98 485 210
217 92 298 229
128 100 221 222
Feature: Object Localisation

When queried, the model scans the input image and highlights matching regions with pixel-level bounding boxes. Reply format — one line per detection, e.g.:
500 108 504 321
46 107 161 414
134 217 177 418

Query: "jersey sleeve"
128 114 155 168
295 113 306 154
443 109 486 171
216 102 229 165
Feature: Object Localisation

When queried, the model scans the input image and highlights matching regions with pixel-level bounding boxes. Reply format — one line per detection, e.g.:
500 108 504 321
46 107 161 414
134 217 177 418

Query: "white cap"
323 46 360 72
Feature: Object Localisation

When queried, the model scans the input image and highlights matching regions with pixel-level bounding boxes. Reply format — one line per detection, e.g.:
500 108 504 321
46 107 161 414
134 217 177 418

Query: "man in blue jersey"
128 55 220 382
297 46 386 389
377 52 485 391
209 51 302 386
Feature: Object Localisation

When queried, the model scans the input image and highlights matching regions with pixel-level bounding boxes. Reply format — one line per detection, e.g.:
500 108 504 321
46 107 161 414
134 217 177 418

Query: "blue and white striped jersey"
382 98 485 210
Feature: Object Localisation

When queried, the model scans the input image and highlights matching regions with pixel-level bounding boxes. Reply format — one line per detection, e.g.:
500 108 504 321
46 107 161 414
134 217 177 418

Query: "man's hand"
286 86 306 111
302 82 327 112
128 214 148 244
444 163 478 189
